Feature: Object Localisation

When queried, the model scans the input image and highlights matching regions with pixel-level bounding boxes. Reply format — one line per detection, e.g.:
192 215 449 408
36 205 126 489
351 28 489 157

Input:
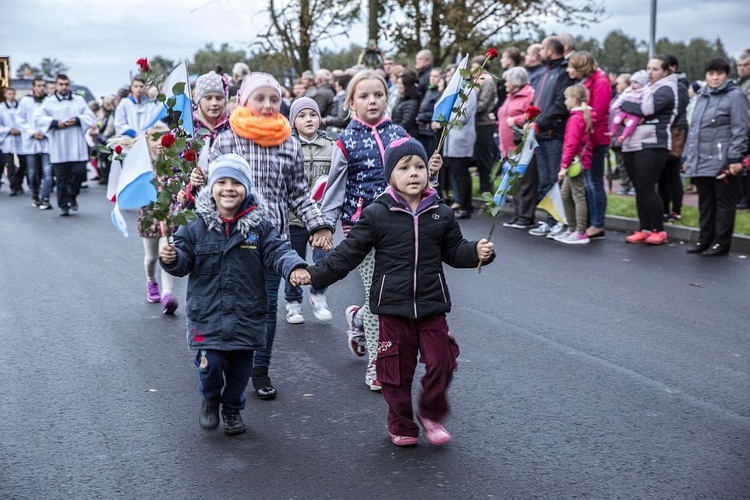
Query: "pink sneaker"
147 281 161 303
625 230 651 244
389 433 418 447
418 416 452 446
365 359 382 391
645 231 668 245
162 293 179 314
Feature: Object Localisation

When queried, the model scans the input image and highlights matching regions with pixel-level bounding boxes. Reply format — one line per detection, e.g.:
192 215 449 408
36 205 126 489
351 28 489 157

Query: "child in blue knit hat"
299 137 495 447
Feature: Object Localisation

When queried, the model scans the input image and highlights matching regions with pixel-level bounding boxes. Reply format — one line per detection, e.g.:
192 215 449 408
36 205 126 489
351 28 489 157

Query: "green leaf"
97 145 111 154
171 82 186 95
166 96 176 109
156 93 166 103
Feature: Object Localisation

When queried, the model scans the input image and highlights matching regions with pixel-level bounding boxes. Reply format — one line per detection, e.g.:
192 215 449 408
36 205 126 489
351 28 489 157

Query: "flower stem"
477 217 497 274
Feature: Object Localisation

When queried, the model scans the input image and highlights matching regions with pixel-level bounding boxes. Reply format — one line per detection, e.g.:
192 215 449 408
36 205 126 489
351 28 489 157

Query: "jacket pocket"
376 341 400 385
195 244 221 275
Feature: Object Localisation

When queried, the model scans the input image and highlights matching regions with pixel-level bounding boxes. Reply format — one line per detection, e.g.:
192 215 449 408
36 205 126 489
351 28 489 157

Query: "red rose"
161 133 176 148
184 149 197 162
114 145 123 154
525 106 542 120
136 58 149 72
485 48 499 60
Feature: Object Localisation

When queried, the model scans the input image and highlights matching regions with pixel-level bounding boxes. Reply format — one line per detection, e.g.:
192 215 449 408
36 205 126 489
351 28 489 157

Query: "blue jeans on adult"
284 225 329 303
584 145 608 229
25 153 53 200
535 139 563 224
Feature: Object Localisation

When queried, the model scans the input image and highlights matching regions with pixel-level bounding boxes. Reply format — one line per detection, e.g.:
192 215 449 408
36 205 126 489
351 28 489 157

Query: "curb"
471 197 750 254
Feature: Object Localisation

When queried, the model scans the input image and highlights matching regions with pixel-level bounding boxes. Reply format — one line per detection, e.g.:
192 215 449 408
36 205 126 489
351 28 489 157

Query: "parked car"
9 77 96 103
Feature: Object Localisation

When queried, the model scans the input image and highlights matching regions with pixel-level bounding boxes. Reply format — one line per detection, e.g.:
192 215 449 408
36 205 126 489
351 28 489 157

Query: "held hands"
160 244 177 264
289 267 311 286
428 152 443 177
310 228 333 251
729 163 743 176
476 238 494 261
190 166 206 188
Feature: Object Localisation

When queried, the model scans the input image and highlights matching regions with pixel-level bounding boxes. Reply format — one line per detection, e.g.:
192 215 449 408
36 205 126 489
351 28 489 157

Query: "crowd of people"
0 36 748 444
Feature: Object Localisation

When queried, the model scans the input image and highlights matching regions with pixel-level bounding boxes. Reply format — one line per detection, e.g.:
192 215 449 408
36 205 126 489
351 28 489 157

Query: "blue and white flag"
432 55 469 122
110 136 157 237
146 62 194 136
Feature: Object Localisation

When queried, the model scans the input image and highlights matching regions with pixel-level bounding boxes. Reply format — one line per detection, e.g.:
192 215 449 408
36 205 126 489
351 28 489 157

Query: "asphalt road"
1 182 748 499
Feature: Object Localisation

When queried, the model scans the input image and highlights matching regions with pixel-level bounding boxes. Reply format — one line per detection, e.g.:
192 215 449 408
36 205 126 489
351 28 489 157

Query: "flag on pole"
432 55 469 122
493 127 539 205
110 136 157 236
536 182 567 225
145 62 194 136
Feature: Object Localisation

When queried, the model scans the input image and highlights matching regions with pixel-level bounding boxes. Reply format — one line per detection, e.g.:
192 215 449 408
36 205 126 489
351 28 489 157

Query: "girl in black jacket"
304 138 495 447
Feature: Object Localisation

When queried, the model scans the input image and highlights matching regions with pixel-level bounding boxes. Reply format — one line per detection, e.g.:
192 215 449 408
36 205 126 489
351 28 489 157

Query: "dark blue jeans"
254 268 281 369
284 225 329 303
195 349 254 410
25 153 53 200
584 145 608 229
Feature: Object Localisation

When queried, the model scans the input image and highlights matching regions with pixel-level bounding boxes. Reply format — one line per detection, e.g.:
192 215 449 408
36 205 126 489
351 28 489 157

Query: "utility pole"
368 0 379 45
649 0 657 57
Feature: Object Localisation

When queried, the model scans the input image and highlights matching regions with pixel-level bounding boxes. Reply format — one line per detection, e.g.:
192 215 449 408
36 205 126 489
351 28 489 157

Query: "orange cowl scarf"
229 107 291 147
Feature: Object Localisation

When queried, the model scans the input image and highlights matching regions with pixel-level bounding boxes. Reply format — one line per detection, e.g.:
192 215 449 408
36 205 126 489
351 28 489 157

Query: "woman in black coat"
391 71 420 137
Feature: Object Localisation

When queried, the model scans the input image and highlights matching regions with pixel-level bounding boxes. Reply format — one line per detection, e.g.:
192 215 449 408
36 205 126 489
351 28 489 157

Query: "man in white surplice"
34 74 97 216
114 75 159 138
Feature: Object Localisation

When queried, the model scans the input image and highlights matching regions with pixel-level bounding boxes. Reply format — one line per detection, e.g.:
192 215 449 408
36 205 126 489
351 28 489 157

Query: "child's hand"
476 238 494 261
310 229 333 251
289 268 311 286
190 166 206 188
557 169 566 181
428 152 443 177
160 244 177 264
177 189 188 205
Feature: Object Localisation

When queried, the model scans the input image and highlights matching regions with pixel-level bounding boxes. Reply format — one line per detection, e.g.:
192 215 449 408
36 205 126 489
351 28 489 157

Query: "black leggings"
623 149 668 232
658 154 684 215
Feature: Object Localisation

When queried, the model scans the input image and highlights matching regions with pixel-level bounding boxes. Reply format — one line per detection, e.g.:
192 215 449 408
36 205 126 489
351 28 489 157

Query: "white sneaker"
553 230 574 242
285 301 305 324
528 221 551 236
309 294 333 321
546 223 566 239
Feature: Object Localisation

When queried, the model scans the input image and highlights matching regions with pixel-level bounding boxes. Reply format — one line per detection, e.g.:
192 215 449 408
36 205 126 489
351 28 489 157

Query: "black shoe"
39 199 53 210
60 207 70 216
9 189 18 196
454 209 471 220
252 367 277 400
686 242 708 254
221 408 246 435
504 218 534 229
702 243 729 257
199 399 220 429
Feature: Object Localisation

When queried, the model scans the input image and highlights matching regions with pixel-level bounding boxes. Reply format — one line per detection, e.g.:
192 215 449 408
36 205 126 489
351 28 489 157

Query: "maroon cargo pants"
377 314 460 437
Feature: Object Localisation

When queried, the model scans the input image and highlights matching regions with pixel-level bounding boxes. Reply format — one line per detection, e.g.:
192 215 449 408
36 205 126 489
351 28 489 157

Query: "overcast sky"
5 0 748 99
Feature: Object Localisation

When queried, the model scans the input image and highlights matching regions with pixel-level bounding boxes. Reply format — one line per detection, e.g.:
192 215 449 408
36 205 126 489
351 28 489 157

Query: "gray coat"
683 80 749 178
442 85 477 158
162 189 306 351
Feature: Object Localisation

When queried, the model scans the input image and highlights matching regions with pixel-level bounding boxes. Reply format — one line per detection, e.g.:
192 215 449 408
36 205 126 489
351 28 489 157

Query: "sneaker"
389 433 418 447
199 399 220 429
669 211 682 221
39 198 53 210
365 359 382 391
345 305 367 357
221 407 246 435
285 301 304 324
586 228 606 240
147 281 161 303
31 196 41 208
628 188 637 196
162 293 178 314
553 230 574 242
546 222 566 239
69 199 78 211
418 416 452 446
503 218 534 229
59 207 70 216
625 230 651 244
309 294 333 321
528 221 551 236
645 231 667 245
617 187 629 195
560 231 590 245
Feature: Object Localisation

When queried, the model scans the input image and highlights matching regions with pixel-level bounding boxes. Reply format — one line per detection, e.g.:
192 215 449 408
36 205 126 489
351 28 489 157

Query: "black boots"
221 407 246 435
252 366 277 400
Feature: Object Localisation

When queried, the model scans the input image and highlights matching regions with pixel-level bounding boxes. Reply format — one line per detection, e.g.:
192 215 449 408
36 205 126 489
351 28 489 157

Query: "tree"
596 30 647 74
319 44 365 72
148 56 177 78
39 57 69 78
381 0 604 67
15 62 41 79
254 0 361 75
191 43 248 75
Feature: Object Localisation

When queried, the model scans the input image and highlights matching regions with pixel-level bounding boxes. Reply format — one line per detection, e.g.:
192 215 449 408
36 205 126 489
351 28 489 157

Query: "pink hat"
238 72 282 107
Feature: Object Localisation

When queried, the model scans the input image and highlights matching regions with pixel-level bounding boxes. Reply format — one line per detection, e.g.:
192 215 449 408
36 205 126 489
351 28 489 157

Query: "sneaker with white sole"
365 359 382 391
309 293 333 321
560 231 590 245
528 221 551 236
285 301 305 324
545 222 566 239
553 230 574 242
345 305 366 357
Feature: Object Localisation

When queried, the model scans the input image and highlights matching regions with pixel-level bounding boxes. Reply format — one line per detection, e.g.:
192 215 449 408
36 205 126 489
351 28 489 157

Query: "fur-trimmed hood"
194 186 270 237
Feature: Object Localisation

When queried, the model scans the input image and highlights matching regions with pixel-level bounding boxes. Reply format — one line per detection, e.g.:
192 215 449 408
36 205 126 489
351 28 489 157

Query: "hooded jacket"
162 189 306 351
309 187 493 319
683 80 749 177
